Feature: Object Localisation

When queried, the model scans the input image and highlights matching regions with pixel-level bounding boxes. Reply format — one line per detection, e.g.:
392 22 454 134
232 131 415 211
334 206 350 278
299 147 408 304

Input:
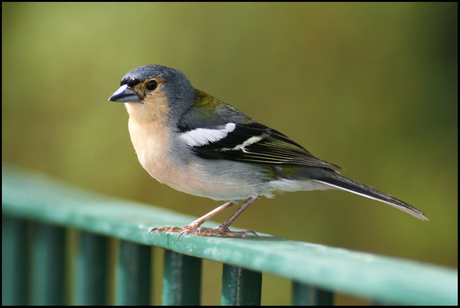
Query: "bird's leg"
149 196 258 238
149 201 235 235
197 196 258 237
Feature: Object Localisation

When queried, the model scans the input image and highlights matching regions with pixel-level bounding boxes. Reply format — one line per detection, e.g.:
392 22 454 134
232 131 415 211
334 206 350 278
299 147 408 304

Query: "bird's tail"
314 171 428 221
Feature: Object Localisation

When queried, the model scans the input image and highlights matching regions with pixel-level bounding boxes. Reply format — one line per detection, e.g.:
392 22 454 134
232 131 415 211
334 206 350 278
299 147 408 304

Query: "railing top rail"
2 163 457 305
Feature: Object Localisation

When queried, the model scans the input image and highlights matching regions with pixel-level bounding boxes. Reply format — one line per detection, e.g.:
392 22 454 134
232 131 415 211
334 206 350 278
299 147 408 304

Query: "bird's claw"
148 225 258 239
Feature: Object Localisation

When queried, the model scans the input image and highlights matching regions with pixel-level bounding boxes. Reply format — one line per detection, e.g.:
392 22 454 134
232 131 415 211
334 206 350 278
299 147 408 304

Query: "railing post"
74 231 109 305
221 264 262 306
2 217 29 305
163 250 202 305
115 240 152 305
292 281 334 305
29 222 66 305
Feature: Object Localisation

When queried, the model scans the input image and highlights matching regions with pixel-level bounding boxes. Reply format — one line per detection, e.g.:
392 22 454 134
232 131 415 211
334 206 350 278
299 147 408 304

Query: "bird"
108 64 428 237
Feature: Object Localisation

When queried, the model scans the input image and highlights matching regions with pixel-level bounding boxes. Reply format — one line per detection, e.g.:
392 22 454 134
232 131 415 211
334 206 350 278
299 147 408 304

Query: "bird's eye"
146 80 158 91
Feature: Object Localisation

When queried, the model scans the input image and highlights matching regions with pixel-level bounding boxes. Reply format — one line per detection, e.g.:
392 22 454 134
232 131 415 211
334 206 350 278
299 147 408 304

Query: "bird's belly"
139 152 262 201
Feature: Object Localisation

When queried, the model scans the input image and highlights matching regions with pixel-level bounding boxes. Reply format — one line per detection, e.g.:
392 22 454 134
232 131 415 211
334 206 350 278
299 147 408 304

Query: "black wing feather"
192 123 342 170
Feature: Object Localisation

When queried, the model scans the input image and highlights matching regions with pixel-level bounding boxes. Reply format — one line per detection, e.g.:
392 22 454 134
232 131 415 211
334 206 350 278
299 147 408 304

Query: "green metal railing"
2 163 457 305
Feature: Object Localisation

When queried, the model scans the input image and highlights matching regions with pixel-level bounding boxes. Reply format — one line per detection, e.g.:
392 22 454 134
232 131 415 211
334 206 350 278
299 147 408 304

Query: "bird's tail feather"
315 172 428 221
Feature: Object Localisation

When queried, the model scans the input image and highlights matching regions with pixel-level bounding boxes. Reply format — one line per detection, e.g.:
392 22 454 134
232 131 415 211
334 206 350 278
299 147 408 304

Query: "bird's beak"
108 84 141 103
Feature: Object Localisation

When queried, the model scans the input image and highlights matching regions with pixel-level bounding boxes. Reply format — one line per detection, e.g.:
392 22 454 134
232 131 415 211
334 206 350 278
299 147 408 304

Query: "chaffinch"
109 65 428 237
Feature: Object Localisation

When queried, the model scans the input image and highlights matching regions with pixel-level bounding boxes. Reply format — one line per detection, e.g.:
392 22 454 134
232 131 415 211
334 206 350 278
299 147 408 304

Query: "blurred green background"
2 2 457 305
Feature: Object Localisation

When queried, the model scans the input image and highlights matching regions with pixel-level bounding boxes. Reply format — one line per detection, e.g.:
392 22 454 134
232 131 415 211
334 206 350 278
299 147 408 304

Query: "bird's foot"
148 225 258 239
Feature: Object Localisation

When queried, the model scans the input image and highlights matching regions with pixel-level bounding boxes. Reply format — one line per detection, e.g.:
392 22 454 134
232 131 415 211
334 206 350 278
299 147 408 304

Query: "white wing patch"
221 136 263 153
180 123 236 147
